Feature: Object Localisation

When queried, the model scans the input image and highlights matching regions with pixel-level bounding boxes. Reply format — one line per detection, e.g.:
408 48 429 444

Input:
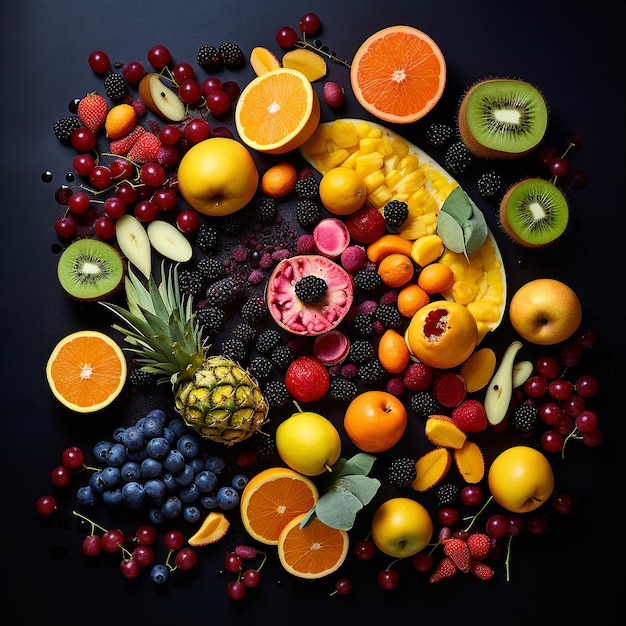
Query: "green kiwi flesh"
459 79 548 158
57 239 124 301
499 178 568 247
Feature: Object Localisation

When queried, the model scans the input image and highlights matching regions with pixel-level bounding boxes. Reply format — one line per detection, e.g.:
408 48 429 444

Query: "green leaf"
436 210 467 255
440 186 473 221
298 508 317 529
463 204 489 254
336 452 377 477
338 475 380 505
314 490 363 531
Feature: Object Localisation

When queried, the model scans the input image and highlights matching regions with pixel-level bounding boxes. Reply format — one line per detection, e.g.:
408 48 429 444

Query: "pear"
484 340 523 426
138 73 186 122
147 220 193 263
115 214 152 278
512 360 534 388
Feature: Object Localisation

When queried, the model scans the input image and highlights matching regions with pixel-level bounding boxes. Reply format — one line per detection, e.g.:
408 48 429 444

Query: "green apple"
275 410 341 476
488 445 554 513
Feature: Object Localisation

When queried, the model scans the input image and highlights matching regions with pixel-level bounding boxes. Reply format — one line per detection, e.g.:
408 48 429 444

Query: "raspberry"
402 362 434 392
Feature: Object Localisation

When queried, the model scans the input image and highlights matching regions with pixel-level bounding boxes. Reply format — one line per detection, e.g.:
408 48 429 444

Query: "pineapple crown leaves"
100 262 209 386
300 453 381 531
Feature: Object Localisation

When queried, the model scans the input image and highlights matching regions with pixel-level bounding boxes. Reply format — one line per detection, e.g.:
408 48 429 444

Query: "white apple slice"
138 73 186 122
484 340 523 426
115 214 152 278
147 220 193 263
512 360 534 389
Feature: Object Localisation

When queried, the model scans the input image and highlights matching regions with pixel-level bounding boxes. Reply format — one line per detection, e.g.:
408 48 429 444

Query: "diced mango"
356 152 384 179
410 234 444 267
383 153 400 174
450 281 479 305
367 127 382 138
363 169 385 194
367 185 393 207
398 153 421 174
390 138 409 158
359 137 381 155
384 170 403 190
331 120 359 148
341 150 360 169
395 169 426 195
356 121 372 138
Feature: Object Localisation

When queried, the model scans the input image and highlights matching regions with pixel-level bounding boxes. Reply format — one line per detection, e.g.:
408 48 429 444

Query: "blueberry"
146 437 170 460
121 426 145 451
177 433 201 459
106 443 127 467
144 478 167 501
216 486 240 510
141 458 163 478
205 455 226 475
179 483 200 503
201 494 218 510
150 563 169 584
100 466 121 487
183 506 201 523
76 485 98 506
231 473 249 490
194 470 218 493
142 415 165 439
126 447 148 462
189 458 205 474
88 471 106 493
102 488 123 506
112 426 126 443
174 464 195 487
162 427 177 445
93 440 113 462
120 461 142 482
146 408 167 424
162 473 178 492
163 449 185 473
122 481 145 509
169 418 188 437
147 508 164 525
161 496 183 519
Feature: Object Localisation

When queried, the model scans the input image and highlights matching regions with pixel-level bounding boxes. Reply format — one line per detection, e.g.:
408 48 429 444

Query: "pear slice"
115 214 152 278
138 73 186 122
484 340 523 426
512 360 534 388
147 220 193 263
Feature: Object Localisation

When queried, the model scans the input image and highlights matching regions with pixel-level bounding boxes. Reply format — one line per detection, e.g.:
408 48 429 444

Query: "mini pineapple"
101 263 268 445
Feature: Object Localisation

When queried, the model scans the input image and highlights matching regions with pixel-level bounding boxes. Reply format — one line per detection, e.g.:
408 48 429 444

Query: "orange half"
46 330 127 413
350 25 446 124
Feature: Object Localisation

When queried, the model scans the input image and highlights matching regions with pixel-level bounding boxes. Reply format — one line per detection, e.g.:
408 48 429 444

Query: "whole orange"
343 391 407 452
406 300 478 369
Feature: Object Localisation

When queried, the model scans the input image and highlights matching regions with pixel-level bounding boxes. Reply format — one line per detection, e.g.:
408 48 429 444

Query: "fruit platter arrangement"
19 4 619 620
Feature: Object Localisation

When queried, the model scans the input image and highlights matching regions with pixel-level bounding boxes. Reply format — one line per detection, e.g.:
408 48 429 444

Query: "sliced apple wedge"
484 340 523 426
138 73 186 122
115 214 152 278
249 46 282 76
147 220 193 263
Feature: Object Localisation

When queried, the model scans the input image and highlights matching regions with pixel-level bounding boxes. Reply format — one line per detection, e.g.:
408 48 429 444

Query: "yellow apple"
487 446 554 513
138 73 186 122
275 410 341 476
177 137 259 217
509 278 582 345
370 497 433 558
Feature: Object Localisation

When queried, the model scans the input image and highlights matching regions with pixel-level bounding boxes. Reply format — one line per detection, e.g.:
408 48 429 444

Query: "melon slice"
453 440 485 484
411 447 451 492
425 416 467 449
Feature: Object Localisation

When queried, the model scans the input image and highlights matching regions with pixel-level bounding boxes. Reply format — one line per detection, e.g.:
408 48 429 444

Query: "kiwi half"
57 239 125 301
458 79 548 159
499 178 568 247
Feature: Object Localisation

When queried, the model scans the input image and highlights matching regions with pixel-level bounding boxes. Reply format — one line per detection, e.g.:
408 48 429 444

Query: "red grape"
299 12 321 35
35 495 57 515
147 45 172 69
88 50 111 74
276 26 299 48
176 209 199 233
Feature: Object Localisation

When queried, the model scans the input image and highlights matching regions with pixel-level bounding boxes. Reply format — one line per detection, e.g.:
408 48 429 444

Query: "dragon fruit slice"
266 254 354 336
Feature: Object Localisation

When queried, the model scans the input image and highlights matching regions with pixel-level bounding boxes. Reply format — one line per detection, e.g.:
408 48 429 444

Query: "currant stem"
296 36 352 69
504 535 513 582
72 509 107 535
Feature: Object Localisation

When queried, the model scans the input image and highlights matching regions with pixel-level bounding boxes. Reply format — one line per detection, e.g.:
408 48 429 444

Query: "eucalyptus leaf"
436 210 467 254
338 475 381 505
336 452 377 478
463 204 489 254
440 186 473 221
298 507 317 529
314 490 363 531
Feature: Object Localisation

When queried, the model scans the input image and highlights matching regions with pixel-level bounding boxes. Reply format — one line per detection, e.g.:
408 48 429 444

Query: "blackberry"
205 277 247 309
178 269 204 299
350 312 375 337
248 356 273 381
444 141 473 175
269 344 293 369
250 432 277 459
263 380 290 408
436 483 459 506
254 195 277 223
410 391 440 418
53 116 82 143
294 275 327 303
375 303 402 329
241 297 267 325
358 359 385 385
218 42 245 69
231 322 257 346
197 257 225 282
424 122 453 147
220 338 247 363
194 305 225 333
295 199 321 228
195 223 219 254
354 269 382 293
256 329 281 354
348 339 374 365
511 400 538 433
104 72 127 101
388 457 416 488
383 200 409 229
129 366 155 388
196 44 223 71
477 171 503 198
294 175 319 199
328 376 359 402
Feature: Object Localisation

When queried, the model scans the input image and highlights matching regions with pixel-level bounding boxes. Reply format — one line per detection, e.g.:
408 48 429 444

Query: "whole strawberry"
109 125 146 155
451 399 487 433
429 556 457 583
78 93 108 133
443 537 471 573
467 532 491 561
284 355 330 403
127 132 162 164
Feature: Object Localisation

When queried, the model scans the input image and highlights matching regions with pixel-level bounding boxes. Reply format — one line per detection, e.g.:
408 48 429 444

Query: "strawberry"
451 399 487 433
466 532 491 561
345 205 387 245
284 355 330 403
429 556 458 583
127 132 162 164
443 537 471 573
109 125 146 155
77 93 108 133
469 559 494 580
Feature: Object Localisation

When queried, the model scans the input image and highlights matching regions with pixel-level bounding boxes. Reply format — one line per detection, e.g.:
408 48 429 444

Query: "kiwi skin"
57 239 125 302
458 78 549 159
499 178 569 248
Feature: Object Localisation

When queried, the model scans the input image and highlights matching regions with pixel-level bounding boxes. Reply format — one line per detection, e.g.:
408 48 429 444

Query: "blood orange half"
350 25 446 124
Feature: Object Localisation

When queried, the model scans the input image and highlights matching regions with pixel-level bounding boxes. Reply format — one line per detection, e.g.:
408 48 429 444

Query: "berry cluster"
222 545 267 600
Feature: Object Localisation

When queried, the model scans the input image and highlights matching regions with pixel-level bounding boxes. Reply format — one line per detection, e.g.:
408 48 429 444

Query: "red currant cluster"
536 130 588 191
222 545 266 600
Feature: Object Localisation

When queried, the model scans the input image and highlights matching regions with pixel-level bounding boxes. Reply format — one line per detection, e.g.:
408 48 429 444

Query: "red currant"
102 528 125 552
51 465 72 487
61 446 84 470
81 534 103 556
35 495 57 515
120 558 141 579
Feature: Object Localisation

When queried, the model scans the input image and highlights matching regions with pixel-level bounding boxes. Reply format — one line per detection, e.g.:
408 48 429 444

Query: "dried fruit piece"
424 416 466 449
460 348 496 393
188 511 230 546
366 234 414 263
453 440 485 484
411 447 451 492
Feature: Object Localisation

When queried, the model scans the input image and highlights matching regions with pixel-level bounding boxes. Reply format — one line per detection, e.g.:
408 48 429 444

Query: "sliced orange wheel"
240 467 319 545
45 330 127 413
277 513 349 579
234 67 320 154
350 25 446 124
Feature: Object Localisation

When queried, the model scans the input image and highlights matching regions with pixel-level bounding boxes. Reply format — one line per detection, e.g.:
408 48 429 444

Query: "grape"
179 79 203 105
276 26 299 48
523 375 548 398
206 89 232 115
134 199 158 223
224 552 243 573
172 62 195 83
242 568 261 588
202 76 223 96
485 514 508 539
540 430 564 453
582 429 603 447
102 528 125 552
575 410 598 433
163 529 184 551
555 414 574 436
147 45 172 69
575 374 599 398
226 580 247 600
538 401 563 425
183 118 210 143
140 162 167 187
548 379 572 401
562 394 586 418
334 578 352 595
536 355 561 380
174 548 197 570
88 50 111 74
81 534 103 556
526 515 548 535
460 485 483 506
299 12 321 35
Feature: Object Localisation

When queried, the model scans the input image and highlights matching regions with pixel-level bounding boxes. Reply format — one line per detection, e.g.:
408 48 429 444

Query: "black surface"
3 1 623 623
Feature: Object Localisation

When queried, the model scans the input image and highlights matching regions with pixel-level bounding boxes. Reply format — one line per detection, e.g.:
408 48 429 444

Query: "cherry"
334 578 353 595
485 514 508 539
140 162 167 187
115 181 138 205
51 465 72 487
536 355 560 380
94 215 116 240
179 79 203 105
299 12 321 35
437 506 459 526
163 529 185 551
276 26 299 48
552 492 574 514
103 197 126 219
70 128 97 152
134 200 158 223
536 144 559 168
222 81 240 102
81 534 103 556
582 428 603 447
550 158 569 178
120 60 146 84
202 76 223 96
35 495 57 515
132 545 155 567
73 153 96 176
153 187 177 212
54 216 77 238
412 551 433 573
109 158 134 180
353 539 376 560
378 568 399 590
226 580 247 600
88 50 111 74
176 209 199 233
120 558 141 579
160 124 183 145
526 515 548 535
206 89 232 116
135 525 157 545
224 552 243 573
89 165 113 190
183 118 210 144
102 528 125 552
242 568 261 588
172 62 195 83
460 485 483 507
174 548 197 570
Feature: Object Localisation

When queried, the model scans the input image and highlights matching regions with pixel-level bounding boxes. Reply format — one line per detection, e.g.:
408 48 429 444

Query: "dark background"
2 1 623 623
